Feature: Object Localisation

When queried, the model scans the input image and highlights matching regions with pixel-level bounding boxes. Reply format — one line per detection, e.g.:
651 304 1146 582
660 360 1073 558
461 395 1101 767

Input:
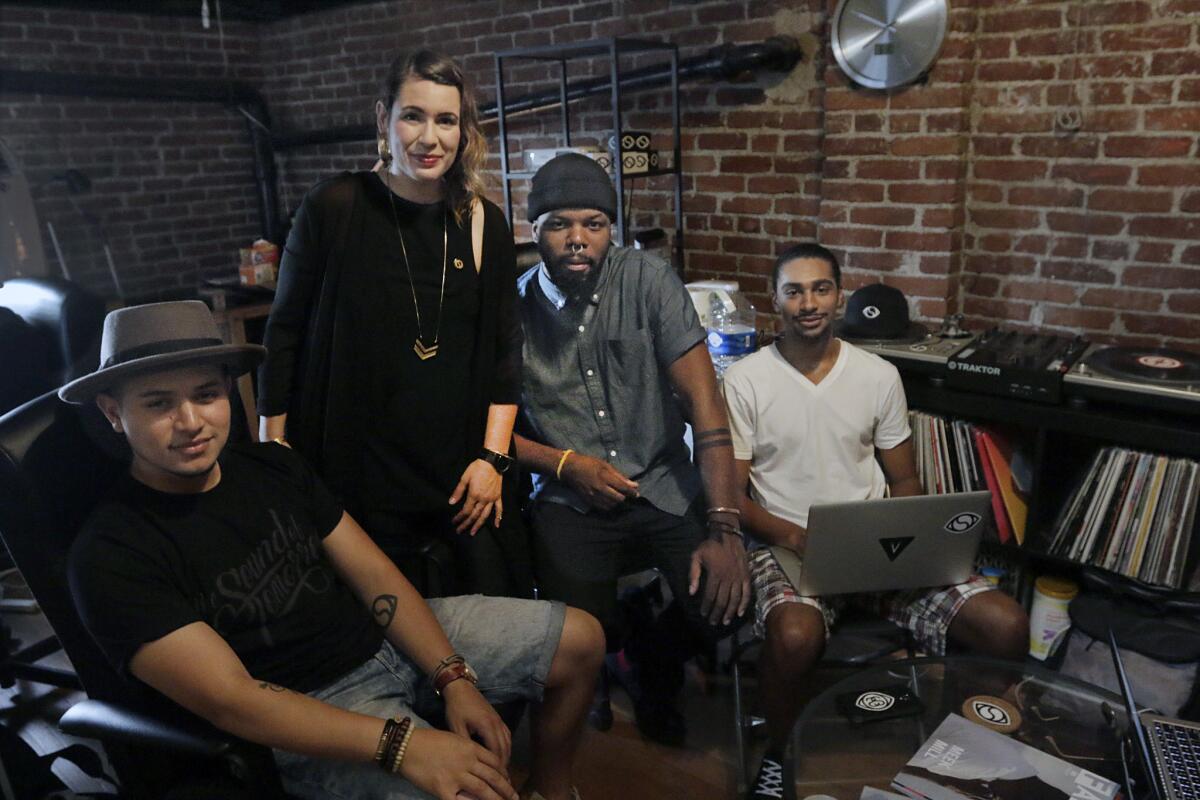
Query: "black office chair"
0 391 286 798
0 276 105 389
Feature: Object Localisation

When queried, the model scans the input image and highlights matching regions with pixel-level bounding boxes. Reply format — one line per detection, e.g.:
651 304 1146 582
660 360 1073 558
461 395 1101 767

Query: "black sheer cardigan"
256 172 523 522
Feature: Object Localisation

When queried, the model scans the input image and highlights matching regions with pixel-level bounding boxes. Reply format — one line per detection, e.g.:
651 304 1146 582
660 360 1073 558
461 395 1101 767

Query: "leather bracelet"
434 661 476 696
555 448 575 480
380 716 411 773
430 653 465 685
374 717 399 763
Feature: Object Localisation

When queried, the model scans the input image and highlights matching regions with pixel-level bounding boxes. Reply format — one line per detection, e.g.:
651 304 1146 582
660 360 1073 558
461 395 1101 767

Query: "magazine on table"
890 713 1124 800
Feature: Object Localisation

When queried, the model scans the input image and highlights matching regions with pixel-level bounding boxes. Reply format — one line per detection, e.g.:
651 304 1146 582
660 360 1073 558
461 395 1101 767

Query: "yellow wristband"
555 448 575 480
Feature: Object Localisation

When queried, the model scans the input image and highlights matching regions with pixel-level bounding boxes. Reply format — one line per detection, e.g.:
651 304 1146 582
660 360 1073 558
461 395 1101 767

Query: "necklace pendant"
413 339 439 360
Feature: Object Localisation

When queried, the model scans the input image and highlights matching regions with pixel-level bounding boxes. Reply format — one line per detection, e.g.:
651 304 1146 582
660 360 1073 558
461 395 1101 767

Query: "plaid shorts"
749 546 995 656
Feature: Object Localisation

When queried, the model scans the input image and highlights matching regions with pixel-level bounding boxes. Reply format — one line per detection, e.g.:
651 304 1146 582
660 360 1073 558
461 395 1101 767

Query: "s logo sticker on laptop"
944 511 982 534
855 691 895 712
879 536 914 561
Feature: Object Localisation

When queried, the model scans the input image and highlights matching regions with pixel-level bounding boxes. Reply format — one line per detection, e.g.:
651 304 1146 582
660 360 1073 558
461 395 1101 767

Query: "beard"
538 241 605 300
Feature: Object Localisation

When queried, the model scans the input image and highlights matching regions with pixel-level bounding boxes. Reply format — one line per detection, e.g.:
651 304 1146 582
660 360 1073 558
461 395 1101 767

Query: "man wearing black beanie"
512 153 750 746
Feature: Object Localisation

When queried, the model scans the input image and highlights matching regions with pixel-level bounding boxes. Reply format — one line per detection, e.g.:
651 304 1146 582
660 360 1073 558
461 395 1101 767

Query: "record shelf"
898 370 1200 604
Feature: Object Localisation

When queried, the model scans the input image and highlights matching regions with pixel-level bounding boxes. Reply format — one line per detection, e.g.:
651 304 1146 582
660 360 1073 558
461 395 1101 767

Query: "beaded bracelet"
389 718 416 774
379 716 412 773
556 448 575 480
374 717 400 764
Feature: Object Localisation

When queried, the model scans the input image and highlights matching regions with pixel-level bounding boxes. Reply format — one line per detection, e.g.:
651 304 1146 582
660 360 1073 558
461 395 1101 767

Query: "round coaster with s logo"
962 695 1021 734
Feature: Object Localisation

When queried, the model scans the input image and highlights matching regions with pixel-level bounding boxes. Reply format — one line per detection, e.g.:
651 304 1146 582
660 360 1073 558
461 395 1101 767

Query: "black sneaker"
607 650 687 746
747 753 795 800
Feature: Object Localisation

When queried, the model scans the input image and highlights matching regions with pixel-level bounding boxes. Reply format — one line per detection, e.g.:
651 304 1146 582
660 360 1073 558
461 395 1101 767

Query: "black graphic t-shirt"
69 443 383 693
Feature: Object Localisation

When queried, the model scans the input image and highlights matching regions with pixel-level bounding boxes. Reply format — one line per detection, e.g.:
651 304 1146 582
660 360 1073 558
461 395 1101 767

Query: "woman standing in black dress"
257 50 529 597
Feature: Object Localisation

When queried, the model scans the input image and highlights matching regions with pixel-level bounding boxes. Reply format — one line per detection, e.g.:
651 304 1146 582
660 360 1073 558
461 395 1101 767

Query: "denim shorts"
275 594 566 799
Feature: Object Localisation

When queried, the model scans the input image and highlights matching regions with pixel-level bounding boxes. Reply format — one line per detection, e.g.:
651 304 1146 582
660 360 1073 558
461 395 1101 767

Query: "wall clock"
830 0 950 90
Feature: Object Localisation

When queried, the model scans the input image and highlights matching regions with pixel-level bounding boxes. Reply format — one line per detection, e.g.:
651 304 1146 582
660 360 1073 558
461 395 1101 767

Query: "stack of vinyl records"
1048 447 1199 589
910 412 1028 545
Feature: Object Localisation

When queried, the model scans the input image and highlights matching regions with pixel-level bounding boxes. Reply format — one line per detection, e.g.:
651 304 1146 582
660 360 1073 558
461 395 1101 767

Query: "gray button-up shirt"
517 246 706 516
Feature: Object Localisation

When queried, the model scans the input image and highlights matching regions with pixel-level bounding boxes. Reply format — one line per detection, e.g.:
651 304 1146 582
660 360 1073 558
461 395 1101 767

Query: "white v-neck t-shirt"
722 340 912 529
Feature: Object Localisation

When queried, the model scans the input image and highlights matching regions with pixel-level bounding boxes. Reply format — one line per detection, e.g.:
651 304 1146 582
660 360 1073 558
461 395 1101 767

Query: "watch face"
831 0 949 90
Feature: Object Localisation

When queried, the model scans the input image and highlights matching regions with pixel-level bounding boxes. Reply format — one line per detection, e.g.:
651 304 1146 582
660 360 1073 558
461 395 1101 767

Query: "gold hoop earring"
377 136 392 167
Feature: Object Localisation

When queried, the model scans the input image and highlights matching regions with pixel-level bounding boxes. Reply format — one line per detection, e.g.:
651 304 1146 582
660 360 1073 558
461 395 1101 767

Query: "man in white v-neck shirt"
723 244 1029 800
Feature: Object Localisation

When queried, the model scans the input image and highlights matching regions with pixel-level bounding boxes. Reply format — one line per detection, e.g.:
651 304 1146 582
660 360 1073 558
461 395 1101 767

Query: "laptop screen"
1108 628 1163 800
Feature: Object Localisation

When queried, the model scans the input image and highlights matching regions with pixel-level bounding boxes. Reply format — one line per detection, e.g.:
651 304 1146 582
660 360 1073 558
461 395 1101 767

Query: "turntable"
837 314 977 375
1064 345 1200 416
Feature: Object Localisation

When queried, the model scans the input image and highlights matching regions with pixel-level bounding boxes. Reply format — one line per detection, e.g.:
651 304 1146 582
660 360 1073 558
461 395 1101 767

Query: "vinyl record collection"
909 411 1027 545
1047 447 1200 589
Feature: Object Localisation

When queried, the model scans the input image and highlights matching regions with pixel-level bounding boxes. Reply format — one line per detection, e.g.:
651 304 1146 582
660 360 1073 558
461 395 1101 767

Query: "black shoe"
632 696 686 747
606 649 688 746
747 753 795 800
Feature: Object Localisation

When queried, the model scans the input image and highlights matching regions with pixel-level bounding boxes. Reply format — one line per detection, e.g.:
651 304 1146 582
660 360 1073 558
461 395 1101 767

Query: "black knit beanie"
526 153 617 223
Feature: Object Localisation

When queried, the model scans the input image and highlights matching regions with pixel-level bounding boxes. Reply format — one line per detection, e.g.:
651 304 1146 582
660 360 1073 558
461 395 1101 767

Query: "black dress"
258 172 531 598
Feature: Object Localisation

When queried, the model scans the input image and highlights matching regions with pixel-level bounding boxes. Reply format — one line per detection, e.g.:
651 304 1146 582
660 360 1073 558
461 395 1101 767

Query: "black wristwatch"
479 448 513 474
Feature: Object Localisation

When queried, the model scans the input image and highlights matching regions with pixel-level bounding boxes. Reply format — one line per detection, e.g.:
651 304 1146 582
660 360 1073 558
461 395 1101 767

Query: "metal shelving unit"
494 37 685 268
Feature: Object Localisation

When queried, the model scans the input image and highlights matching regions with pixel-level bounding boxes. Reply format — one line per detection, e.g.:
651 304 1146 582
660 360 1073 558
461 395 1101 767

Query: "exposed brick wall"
822 0 1200 347
1 6 264 300
3 0 1197 348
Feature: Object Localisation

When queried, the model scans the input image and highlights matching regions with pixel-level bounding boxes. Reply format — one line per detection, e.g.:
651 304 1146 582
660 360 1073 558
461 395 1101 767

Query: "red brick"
891 137 963 157
975 160 1047 181
1085 55 1147 79
969 208 1040 230
748 175 800 194
889 87 966 110
694 175 745 193
1182 246 1200 266
1051 238 1090 259
846 251 904 271
1131 82 1175 105
963 297 1033 322
1008 186 1085 208
1092 240 1130 260
973 137 1016 157
982 8 1064 33
886 231 957 252
1128 217 1200 240
720 197 772 215
1136 242 1178 263
1014 30 1079 57
1014 235 1050 254
859 159 921 179
1138 165 1200 187
822 182 885 203
1042 261 1116 285
1081 288 1163 312
1043 306 1117 331
824 137 889 157
927 112 966 133
1051 164 1133 185
1183 192 1200 214
824 91 888 111
1019 136 1100 159
1101 26 1191 53
1182 79 1200 103
820 227 883 248
723 236 772 256
977 61 1057 82
889 183 961 204
888 114 923 134
1048 212 1125 236
696 132 747 150
1123 314 1200 339
1105 136 1194 158
925 161 962 181
968 183 1004 203
1080 1 1152 25
1089 189 1174 214
978 112 1054 134
1125 266 1200 290
1145 108 1200 132
1088 82 1129 105
920 254 954 275
922 208 963 229
1167 293 1200 315
978 234 1015 252
1001 281 1078 303
854 114 884 133
850 207 916 227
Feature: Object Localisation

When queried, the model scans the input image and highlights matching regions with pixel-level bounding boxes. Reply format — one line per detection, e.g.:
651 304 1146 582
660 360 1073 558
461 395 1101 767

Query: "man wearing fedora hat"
510 153 749 745
721 244 1028 800
61 300 602 800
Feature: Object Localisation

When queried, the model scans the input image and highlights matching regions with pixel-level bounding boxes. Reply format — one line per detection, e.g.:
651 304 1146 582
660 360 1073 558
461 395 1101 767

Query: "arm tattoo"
372 594 398 628
694 436 733 454
258 681 288 693
692 427 731 442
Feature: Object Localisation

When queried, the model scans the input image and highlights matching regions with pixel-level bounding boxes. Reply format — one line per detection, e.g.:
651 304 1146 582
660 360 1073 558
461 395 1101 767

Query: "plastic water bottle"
704 289 756 379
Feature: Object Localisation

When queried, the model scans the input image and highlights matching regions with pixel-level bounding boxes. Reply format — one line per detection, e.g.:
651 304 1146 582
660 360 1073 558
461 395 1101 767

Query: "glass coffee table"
792 656 1127 799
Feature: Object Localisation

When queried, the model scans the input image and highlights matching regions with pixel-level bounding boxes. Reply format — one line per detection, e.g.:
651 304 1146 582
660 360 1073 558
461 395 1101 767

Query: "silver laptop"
1110 628 1200 800
772 491 992 597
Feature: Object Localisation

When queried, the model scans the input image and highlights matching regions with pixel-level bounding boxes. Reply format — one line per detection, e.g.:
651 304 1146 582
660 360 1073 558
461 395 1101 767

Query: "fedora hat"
59 300 265 404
